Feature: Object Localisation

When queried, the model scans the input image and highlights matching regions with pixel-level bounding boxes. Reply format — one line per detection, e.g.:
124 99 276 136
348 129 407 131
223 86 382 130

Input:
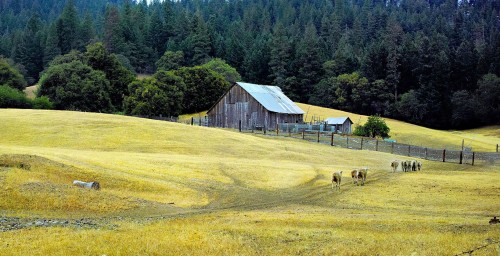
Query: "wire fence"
161 117 499 166
236 124 500 167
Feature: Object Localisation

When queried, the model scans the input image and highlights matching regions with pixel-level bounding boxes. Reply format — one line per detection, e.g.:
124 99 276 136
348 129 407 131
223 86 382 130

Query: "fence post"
199 118 201 126
442 149 446 162
460 151 463 164
317 131 320 143
264 125 266 135
391 142 394 154
347 135 349 148
191 117 194 126
472 152 475 166
425 148 428 160
361 138 364 150
302 131 305 140
239 120 241 132
289 125 291 137
331 133 334 146
276 123 279 136
408 145 411 156
376 140 378 151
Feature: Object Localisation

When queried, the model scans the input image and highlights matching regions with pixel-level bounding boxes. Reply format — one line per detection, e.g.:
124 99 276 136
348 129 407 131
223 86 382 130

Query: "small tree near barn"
354 115 390 138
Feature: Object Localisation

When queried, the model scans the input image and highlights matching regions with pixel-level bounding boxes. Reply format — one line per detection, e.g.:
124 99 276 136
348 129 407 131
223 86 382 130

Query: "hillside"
297 103 500 152
0 109 498 255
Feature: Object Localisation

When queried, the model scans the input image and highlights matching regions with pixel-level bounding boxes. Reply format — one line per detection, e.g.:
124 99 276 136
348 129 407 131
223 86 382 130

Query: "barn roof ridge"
236 82 305 114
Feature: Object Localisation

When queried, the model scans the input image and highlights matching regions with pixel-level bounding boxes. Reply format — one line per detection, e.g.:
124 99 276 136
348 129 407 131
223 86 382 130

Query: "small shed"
324 117 353 134
207 82 304 130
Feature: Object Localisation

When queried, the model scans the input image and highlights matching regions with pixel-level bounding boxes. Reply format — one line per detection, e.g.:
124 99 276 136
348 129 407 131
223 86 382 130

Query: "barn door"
250 112 257 129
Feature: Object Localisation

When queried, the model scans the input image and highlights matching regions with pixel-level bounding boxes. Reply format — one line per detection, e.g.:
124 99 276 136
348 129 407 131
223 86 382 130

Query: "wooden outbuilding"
324 117 354 134
207 82 304 130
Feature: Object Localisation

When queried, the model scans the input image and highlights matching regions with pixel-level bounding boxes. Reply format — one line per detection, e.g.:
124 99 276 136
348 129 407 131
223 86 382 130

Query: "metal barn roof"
325 117 353 125
237 82 305 114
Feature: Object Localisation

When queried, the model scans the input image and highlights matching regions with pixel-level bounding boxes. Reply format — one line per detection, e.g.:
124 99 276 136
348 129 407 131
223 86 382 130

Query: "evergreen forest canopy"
0 0 499 129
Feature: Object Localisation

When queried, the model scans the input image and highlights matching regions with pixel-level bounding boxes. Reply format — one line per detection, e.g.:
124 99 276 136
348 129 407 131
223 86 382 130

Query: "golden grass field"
0 109 499 255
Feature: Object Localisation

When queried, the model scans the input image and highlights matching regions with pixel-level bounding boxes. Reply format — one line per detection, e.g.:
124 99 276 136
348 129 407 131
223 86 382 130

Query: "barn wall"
207 85 303 130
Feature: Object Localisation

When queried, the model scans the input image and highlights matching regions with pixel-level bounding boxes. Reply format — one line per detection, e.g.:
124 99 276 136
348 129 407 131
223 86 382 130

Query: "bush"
0 58 27 90
352 124 367 137
0 85 31 108
38 61 113 112
32 96 53 109
355 115 390 138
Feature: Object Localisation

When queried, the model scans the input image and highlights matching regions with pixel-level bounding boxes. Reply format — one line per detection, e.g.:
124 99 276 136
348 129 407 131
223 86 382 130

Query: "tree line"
0 0 499 129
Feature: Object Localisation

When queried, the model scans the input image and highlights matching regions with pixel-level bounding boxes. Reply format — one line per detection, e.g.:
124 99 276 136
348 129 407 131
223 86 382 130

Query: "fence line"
145 116 499 166
236 124 500 166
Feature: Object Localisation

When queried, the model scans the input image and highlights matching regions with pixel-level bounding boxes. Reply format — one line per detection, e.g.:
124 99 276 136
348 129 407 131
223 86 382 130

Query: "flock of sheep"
391 159 422 172
331 160 423 190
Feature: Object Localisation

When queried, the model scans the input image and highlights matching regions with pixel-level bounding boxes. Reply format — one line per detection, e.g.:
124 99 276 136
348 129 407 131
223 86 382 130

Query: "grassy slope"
297 103 500 152
0 109 499 255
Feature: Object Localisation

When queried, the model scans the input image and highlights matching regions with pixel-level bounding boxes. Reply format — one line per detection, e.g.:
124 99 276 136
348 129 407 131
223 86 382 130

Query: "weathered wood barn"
324 117 353 134
207 82 304 130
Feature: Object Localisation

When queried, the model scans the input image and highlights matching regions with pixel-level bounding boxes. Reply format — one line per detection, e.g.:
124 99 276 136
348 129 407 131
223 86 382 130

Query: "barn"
324 117 354 134
207 82 304 130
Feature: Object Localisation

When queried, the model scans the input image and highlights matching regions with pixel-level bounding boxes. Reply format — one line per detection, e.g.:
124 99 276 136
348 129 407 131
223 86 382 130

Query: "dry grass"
22 85 38 99
0 109 498 255
297 103 500 152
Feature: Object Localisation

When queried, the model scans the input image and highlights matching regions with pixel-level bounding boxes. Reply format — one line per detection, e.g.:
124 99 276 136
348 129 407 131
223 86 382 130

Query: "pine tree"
269 23 292 91
104 5 124 54
56 0 79 54
385 15 403 103
295 22 322 103
43 23 61 67
15 13 44 84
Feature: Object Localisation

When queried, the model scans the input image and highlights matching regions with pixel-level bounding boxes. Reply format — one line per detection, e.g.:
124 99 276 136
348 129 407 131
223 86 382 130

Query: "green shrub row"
0 85 53 109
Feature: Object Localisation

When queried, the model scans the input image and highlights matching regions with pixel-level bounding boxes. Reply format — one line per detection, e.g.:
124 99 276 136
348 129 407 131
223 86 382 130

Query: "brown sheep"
332 171 343 190
352 168 368 186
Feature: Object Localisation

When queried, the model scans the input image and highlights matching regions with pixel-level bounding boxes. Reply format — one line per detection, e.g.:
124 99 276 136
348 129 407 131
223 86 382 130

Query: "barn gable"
207 82 304 130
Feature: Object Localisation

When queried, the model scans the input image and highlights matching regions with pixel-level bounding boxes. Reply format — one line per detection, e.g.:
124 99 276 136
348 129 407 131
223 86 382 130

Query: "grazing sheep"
411 160 417 171
352 168 368 186
332 171 343 190
391 160 400 172
73 180 100 190
351 169 359 185
404 160 412 172
417 161 422 171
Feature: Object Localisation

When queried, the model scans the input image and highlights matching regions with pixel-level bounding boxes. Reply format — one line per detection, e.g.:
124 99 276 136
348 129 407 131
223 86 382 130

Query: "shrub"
0 85 31 108
0 58 27 90
355 115 390 138
32 96 53 109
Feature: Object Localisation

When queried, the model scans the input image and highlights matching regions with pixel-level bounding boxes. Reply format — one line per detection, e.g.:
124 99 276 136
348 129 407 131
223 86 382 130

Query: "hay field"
0 109 499 255
297 103 500 152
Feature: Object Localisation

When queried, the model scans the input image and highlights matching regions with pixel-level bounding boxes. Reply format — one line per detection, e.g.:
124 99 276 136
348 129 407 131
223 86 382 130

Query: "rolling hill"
0 109 498 255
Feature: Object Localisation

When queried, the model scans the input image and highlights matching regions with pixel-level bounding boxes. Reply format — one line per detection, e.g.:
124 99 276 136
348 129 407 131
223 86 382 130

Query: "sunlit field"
0 109 498 255
297 103 500 152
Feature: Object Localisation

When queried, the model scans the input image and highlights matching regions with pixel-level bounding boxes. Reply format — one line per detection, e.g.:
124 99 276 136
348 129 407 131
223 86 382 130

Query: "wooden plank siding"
207 84 303 130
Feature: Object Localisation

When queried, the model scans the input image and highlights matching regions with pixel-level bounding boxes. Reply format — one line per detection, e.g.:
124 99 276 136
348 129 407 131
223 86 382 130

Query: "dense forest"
0 0 499 129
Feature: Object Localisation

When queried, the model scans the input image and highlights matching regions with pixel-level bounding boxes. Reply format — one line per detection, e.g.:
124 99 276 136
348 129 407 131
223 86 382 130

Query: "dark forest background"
1 0 499 129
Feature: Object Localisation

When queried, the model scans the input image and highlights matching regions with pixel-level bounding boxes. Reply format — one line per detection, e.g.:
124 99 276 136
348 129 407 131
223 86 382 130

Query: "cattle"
351 168 368 186
331 171 343 190
73 180 100 190
391 160 399 172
